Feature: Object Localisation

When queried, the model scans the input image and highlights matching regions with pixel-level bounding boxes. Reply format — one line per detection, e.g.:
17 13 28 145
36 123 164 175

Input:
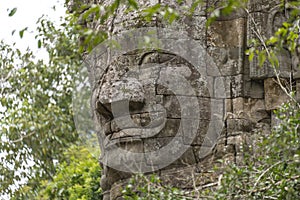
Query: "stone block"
214 143 236 159
230 75 245 98
185 16 207 42
202 119 224 147
227 118 254 133
293 62 300 79
173 147 197 166
193 170 220 188
101 167 131 192
228 98 269 122
110 180 128 200
207 18 245 48
235 152 246 166
232 97 245 117
247 98 270 122
156 118 182 138
157 147 197 170
143 137 195 166
244 80 265 98
214 76 226 98
207 0 246 20
159 15 207 43
160 0 206 16
227 135 245 147
211 98 224 120
162 95 211 119
182 119 210 145
249 49 292 79
100 140 148 172
297 80 300 103
214 75 244 98
292 42 300 78
248 0 281 12
207 46 244 76
264 78 289 110
247 12 268 42
160 166 196 189
225 98 232 115
192 146 214 162
103 193 110 200
157 65 210 97
222 153 236 164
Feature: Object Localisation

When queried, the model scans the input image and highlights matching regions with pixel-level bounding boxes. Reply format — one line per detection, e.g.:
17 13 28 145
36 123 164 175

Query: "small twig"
250 161 283 193
11 131 36 143
191 169 201 199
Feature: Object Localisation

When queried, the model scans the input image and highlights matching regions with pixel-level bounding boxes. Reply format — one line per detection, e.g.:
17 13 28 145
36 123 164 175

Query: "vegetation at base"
121 101 300 200
36 146 102 200
215 101 300 199
122 174 190 200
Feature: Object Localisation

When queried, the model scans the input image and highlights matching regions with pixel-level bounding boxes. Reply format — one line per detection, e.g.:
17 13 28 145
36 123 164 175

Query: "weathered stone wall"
75 0 300 199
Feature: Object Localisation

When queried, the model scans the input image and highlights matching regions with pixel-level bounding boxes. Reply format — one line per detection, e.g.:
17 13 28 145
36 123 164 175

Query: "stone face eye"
129 101 145 113
95 99 145 121
95 101 113 121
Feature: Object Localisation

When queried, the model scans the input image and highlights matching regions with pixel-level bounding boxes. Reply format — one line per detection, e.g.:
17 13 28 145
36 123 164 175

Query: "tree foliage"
0 11 82 199
214 101 300 199
36 146 102 200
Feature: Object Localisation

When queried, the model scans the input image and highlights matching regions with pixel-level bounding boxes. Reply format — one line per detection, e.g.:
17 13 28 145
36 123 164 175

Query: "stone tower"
72 0 299 199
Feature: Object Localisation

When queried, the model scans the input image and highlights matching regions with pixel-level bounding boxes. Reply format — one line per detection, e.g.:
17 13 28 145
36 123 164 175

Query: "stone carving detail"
91 50 223 199
248 5 294 79
71 0 300 199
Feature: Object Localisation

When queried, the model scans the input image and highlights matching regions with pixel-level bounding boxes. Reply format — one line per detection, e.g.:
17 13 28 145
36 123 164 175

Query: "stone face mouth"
103 111 166 148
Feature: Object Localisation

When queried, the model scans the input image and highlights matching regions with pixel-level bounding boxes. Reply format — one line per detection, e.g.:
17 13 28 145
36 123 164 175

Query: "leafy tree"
0 9 82 199
36 146 102 200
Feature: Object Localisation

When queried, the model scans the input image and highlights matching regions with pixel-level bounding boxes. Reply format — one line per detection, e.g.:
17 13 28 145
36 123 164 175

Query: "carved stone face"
92 51 215 179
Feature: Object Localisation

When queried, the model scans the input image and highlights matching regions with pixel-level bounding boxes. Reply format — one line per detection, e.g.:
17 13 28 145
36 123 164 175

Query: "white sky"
0 0 66 113
0 0 66 59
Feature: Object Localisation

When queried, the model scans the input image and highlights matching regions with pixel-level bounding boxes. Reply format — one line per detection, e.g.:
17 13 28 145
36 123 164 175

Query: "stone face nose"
97 78 145 119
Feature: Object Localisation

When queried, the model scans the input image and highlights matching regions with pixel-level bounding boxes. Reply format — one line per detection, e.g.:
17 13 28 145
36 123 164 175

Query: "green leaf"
258 51 266 67
268 36 278 45
269 51 279 68
38 40 42 48
19 27 28 39
282 22 290 28
128 0 139 10
8 8 17 17
189 0 202 15
82 5 100 20
249 51 255 62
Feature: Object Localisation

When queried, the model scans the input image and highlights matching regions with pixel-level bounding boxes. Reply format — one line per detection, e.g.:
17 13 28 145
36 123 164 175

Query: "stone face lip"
103 109 167 148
